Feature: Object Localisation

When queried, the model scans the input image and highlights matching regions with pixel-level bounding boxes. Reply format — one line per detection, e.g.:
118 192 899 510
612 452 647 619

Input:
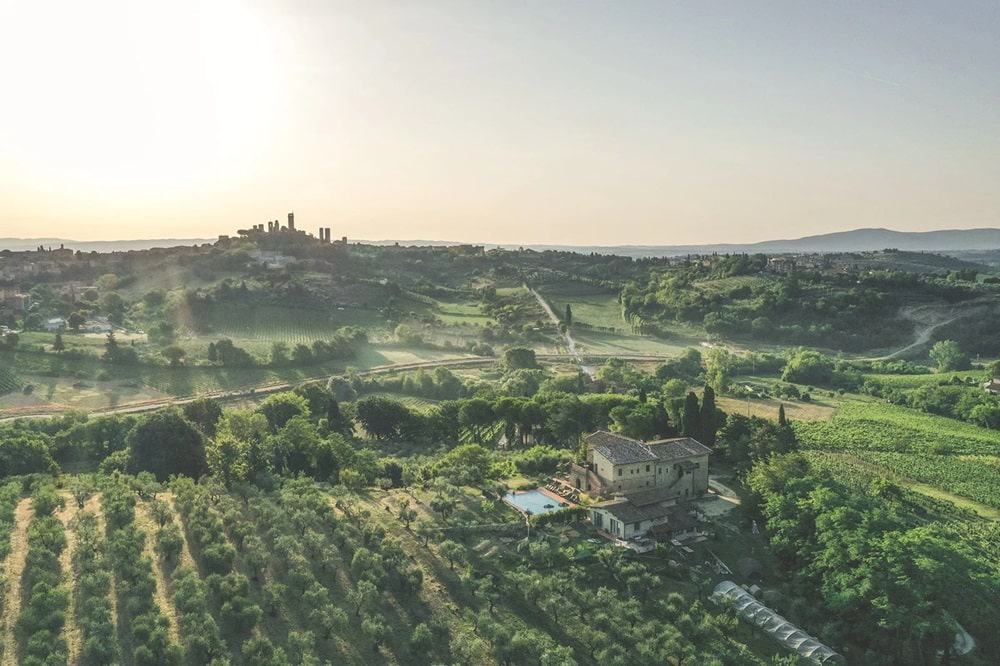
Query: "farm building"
44 317 67 332
589 492 698 540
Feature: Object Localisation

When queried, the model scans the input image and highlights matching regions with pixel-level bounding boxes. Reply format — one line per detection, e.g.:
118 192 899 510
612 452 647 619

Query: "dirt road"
862 301 986 361
527 285 597 376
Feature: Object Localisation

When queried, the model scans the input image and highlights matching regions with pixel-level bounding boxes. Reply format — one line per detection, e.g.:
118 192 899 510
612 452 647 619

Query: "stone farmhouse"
569 430 711 541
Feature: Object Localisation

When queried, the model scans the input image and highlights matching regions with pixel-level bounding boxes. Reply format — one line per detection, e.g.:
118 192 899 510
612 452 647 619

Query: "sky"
1 0 999 245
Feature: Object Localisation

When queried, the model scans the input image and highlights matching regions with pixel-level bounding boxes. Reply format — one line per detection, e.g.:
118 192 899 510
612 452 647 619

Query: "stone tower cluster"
235 212 346 244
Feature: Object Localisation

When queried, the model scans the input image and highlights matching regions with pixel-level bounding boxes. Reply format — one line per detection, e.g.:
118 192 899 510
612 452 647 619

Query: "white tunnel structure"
710 581 844 664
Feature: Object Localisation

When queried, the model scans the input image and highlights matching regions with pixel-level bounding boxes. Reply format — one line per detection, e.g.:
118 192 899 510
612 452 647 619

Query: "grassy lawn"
430 299 493 326
538 284 626 330
571 330 693 356
192 303 387 343
715 395 838 422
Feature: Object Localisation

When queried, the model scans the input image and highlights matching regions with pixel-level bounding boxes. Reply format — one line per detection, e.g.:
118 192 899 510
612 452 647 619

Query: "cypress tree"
681 392 701 439
700 385 717 447
564 303 573 326
778 403 787 428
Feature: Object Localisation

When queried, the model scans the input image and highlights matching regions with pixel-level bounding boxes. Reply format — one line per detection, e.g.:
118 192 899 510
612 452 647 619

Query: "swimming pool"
504 489 568 516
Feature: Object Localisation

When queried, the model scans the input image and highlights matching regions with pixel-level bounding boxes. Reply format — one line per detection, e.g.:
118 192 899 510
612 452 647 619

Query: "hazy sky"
1 1 999 244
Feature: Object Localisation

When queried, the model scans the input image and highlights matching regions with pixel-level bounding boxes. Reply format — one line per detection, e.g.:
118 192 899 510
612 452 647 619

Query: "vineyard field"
794 402 1000 456
796 402 1000 510
863 370 985 389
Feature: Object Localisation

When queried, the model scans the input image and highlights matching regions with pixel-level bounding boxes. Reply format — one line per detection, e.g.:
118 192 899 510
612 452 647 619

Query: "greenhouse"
710 581 844 665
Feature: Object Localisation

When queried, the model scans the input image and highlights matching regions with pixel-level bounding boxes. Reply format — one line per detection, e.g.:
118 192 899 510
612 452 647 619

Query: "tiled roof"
585 431 710 465
646 437 712 461
585 431 657 464
592 497 676 523
595 496 698 526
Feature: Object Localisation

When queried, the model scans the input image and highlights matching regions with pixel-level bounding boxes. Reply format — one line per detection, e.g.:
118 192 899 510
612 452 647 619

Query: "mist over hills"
0 238 215 252
5 227 1000 256
375 227 1000 257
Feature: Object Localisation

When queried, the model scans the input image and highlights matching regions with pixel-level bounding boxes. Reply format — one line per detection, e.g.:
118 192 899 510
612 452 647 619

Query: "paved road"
0 352 674 423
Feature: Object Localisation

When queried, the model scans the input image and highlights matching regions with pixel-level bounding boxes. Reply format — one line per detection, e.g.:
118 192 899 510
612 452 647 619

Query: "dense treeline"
622 256 982 350
747 454 1000 664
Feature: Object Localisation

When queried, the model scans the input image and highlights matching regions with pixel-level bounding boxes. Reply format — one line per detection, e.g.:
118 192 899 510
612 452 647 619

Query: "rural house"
570 430 710 498
569 431 711 540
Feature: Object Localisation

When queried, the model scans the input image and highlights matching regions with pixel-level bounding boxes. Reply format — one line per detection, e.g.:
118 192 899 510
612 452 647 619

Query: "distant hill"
524 228 1000 257
734 227 1000 254
369 227 1000 257
0 238 214 252
7 227 1000 256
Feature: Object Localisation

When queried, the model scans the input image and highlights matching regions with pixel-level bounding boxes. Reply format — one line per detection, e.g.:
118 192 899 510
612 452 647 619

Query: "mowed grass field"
534 282 702 356
429 299 493 326
537 283 626 330
715 394 839 422
193 303 386 344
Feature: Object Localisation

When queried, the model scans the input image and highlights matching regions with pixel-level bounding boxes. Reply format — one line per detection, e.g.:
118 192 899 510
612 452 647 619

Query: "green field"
570 330 693 357
691 275 769 294
193 304 385 343
538 283 627 330
429 299 493 326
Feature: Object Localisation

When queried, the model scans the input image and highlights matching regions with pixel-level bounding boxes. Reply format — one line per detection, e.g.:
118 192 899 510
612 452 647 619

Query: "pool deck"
504 487 578 515
538 486 577 507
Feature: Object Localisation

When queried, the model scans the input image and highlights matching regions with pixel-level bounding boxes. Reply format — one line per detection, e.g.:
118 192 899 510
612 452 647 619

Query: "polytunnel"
710 580 844 665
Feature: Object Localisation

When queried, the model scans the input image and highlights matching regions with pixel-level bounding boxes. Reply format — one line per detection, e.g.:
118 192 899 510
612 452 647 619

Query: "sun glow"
0 0 281 197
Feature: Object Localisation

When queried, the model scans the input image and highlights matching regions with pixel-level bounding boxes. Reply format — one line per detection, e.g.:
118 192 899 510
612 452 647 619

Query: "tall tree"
564 304 572 327
681 392 701 439
699 385 718 447
126 408 206 480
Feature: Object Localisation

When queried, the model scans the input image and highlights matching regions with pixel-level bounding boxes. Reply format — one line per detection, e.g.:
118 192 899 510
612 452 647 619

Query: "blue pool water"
504 489 567 515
